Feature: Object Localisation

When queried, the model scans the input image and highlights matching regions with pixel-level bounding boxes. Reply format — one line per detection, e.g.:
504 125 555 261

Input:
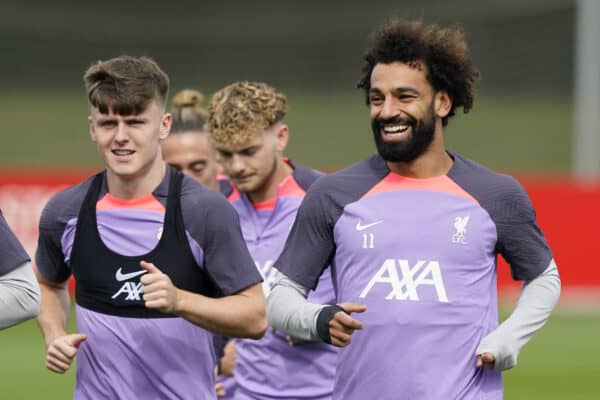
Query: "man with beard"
267 19 560 399
208 81 337 400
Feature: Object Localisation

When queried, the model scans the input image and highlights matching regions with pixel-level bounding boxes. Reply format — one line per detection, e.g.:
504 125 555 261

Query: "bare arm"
36 271 86 373
36 271 70 346
0 261 41 330
476 259 561 371
140 261 267 339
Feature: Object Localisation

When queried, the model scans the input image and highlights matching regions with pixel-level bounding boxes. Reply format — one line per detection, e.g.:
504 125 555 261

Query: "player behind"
35 55 266 399
162 87 235 398
0 210 40 329
162 89 221 191
208 81 337 400
267 19 560 400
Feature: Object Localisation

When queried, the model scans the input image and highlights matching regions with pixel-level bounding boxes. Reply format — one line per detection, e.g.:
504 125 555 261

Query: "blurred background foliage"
0 0 575 172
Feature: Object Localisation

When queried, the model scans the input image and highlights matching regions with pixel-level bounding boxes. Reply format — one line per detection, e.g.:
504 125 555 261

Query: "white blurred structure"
574 0 600 180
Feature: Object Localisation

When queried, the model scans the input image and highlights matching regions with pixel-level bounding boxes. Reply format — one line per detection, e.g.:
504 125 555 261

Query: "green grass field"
0 309 597 399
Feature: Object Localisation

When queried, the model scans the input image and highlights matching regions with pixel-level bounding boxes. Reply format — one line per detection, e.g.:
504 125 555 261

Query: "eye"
241 147 258 157
100 121 117 128
369 95 384 105
190 162 206 174
397 94 415 102
217 150 232 159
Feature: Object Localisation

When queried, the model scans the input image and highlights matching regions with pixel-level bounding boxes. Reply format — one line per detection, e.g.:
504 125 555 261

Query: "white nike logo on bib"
115 267 147 282
355 220 384 231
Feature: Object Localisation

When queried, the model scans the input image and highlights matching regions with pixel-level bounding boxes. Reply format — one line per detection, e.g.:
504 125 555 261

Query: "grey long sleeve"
267 275 325 340
269 259 561 362
476 259 561 371
0 261 41 330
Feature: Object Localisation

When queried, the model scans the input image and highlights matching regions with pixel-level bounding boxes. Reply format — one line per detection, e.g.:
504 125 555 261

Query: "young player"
35 56 266 399
208 81 337 400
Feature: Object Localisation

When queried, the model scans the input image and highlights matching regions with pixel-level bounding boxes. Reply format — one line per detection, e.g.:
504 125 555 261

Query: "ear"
159 113 172 141
434 90 452 119
274 123 289 154
88 115 96 143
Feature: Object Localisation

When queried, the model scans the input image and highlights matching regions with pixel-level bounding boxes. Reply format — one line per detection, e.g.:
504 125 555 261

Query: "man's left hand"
140 261 179 313
476 352 496 369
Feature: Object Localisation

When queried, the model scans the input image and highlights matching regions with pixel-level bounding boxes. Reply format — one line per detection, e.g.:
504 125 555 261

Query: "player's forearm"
174 283 267 339
477 259 561 371
36 275 71 347
0 262 41 329
267 275 326 341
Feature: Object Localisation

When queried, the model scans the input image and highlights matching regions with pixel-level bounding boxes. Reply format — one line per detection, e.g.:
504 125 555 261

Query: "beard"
371 100 436 163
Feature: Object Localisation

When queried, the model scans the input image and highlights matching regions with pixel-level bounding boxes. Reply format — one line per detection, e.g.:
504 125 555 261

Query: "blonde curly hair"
208 81 288 147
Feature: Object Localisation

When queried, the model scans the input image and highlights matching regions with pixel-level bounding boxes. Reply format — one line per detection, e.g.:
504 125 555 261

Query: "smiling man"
267 19 561 399
35 56 266 399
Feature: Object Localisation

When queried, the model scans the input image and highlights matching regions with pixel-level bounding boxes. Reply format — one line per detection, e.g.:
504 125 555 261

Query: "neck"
248 158 293 203
206 178 220 192
106 158 166 199
386 129 453 178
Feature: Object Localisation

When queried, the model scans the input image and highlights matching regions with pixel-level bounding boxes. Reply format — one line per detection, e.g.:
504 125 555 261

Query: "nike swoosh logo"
355 220 384 231
115 268 147 282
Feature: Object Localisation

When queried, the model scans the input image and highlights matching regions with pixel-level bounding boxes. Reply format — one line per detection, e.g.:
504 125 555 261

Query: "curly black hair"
357 18 480 126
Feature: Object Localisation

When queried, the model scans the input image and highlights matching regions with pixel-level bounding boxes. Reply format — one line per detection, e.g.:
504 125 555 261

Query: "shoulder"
290 162 324 191
308 154 388 201
449 152 534 222
180 175 238 223
181 174 230 207
39 176 95 231
218 177 235 198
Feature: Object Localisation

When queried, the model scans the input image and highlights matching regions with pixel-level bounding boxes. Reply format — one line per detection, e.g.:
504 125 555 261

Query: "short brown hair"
357 19 480 126
84 55 169 115
208 81 287 147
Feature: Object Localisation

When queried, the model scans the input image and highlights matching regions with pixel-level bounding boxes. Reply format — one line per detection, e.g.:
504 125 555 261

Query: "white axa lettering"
359 259 448 302
112 282 144 301
255 260 281 297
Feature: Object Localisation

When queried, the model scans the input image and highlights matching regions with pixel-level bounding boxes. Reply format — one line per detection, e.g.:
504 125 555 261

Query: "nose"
379 97 397 120
230 154 246 175
114 121 129 143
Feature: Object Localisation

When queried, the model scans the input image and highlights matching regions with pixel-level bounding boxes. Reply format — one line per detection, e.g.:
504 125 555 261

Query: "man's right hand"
329 303 366 347
45 333 87 373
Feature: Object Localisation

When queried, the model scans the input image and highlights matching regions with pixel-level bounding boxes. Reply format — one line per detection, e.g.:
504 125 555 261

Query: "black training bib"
69 168 219 318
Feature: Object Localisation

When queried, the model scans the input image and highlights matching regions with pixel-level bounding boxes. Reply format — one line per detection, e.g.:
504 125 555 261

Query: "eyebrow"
218 144 260 155
391 87 420 96
189 160 208 167
369 86 420 95
240 145 260 152
123 116 147 122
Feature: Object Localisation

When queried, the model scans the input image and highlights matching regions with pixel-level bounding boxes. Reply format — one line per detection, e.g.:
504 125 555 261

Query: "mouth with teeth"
111 149 135 161
377 116 415 142
382 124 410 136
